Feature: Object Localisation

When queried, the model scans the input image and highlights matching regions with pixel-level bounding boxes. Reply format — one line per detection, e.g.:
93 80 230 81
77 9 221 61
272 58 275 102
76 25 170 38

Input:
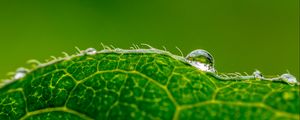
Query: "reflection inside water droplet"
85 48 97 55
281 74 298 84
253 70 263 79
14 68 28 80
186 49 215 72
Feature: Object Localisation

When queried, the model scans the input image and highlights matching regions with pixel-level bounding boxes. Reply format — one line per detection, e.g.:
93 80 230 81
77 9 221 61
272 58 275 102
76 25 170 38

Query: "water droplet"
253 70 263 79
114 48 123 52
85 48 97 55
186 49 215 72
14 68 28 80
280 74 298 84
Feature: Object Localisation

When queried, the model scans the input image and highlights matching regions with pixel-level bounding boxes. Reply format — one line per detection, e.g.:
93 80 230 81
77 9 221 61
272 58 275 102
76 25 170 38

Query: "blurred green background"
0 0 299 79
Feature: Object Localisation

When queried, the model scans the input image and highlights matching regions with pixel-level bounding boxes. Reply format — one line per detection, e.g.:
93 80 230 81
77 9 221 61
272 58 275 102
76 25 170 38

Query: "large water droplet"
280 74 298 84
85 48 97 55
253 70 263 79
186 49 215 72
14 68 28 80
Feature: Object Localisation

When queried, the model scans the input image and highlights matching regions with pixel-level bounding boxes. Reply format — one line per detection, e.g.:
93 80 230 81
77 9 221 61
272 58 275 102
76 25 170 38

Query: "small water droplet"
14 68 28 80
85 48 97 55
186 49 215 72
114 48 123 52
280 74 298 84
253 70 263 79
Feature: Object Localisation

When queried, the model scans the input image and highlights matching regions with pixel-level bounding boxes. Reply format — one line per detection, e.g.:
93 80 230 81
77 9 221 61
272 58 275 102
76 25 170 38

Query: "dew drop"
253 70 263 79
280 74 298 84
85 48 97 55
114 48 123 52
186 49 215 72
14 68 28 80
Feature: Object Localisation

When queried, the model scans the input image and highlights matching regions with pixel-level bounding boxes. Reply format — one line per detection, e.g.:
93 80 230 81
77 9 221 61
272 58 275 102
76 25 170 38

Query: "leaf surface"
0 50 299 120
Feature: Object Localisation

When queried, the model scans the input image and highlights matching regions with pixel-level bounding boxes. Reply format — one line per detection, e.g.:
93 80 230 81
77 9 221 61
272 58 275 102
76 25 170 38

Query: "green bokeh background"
0 0 299 79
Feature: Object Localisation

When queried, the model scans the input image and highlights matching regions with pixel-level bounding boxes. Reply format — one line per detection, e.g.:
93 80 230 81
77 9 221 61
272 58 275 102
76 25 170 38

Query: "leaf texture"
0 51 299 120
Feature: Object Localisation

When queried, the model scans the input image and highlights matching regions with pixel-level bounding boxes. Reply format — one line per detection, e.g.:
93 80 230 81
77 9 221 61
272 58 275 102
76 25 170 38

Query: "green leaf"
0 48 299 120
